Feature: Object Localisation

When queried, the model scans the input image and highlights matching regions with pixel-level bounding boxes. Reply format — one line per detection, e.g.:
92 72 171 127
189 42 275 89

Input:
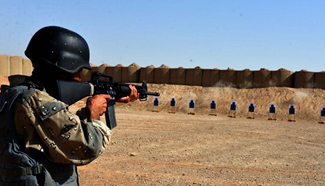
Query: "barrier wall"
0 55 32 76
1 55 323 89
271 68 294 87
294 70 315 88
314 72 325 89
202 69 220 87
253 69 271 88
219 69 236 87
140 67 155 83
186 68 202 86
170 68 186 85
236 69 253 88
154 68 170 84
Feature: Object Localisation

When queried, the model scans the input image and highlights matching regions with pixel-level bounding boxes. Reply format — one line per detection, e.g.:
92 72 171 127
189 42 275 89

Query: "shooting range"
268 104 277 120
3 0 325 183
288 104 296 122
2 55 325 186
188 99 195 115
169 97 177 114
152 97 160 112
209 100 217 116
247 103 255 119
228 101 237 118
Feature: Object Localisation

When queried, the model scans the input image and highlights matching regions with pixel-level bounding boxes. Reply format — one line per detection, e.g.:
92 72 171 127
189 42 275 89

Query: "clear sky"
0 0 324 72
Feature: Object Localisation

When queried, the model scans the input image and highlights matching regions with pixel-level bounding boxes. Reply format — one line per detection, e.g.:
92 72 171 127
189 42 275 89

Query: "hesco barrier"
170 68 186 85
219 69 236 87
202 69 220 87
0 55 32 76
139 66 155 83
271 68 294 87
1 54 324 89
108 66 122 82
121 63 141 83
186 67 202 86
236 69 253 88
253 69 271 88
294 70 315 88
154 67 170 84
314 72 325 89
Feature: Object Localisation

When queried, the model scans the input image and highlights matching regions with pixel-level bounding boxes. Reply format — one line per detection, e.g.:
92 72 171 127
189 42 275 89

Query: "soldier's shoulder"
17 87 54 106
20 87 39 99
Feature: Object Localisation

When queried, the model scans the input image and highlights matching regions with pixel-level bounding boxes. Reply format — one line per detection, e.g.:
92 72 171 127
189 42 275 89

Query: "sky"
0 0 324 72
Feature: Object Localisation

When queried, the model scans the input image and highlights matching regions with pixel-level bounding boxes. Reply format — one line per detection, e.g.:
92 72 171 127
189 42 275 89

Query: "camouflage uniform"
13 89 111 165
8 76 111 184
0 25 113 185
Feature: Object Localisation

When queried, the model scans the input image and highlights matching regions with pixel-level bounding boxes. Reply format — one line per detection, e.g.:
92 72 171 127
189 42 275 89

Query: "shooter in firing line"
0 26 158 185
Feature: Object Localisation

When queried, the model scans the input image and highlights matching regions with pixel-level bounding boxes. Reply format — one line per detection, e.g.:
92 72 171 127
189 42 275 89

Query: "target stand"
268 113 277 121
288 115 296 122
169 98 177 114
228 101 237 118
288 105 296 122
318 107 325 124
209 100 217 116
152 97 160 113
247 103 255 119
188 99 196 115
268 104 277 121
169 107 177 114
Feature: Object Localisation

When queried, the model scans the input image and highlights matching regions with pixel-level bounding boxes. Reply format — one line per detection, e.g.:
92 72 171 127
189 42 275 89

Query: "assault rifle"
57 72 159 129
90 72 159 129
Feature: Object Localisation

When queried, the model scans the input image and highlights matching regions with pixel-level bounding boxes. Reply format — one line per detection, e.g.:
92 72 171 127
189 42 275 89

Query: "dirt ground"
77 109 325 186
73 82 325 185
1 75 325 185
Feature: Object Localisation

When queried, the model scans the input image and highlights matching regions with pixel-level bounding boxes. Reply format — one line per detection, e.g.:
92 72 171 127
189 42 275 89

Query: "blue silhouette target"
289 105 296 115
153 97 159 107
210 100 216 110
170 98 176 107
248 103 255 113
230 101 237 111
189 99 195 109
321 107 325 117
269 104 276 114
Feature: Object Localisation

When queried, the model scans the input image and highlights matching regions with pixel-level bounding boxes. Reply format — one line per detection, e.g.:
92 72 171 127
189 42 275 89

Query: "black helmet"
25 26 92 74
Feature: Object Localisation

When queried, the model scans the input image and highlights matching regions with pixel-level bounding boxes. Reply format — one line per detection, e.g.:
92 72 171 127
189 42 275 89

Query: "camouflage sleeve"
76 107 111 148
14 89 111 165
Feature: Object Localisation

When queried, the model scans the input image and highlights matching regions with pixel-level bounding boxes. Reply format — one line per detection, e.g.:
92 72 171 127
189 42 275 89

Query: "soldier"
0 26 138 185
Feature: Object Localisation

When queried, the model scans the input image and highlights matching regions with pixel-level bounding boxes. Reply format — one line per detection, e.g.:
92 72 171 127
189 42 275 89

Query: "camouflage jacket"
12 77 111 166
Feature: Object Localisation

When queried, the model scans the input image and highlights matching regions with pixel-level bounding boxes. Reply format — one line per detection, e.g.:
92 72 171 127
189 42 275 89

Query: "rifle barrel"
147 92 160 96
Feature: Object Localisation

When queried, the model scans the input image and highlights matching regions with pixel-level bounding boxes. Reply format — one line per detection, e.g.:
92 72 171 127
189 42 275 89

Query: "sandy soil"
1 75 325 185
113 83 325 123
77 110 325 186
74 81 325 185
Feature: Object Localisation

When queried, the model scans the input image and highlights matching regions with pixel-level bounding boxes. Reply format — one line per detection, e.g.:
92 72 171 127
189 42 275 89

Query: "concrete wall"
1 55 324 89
